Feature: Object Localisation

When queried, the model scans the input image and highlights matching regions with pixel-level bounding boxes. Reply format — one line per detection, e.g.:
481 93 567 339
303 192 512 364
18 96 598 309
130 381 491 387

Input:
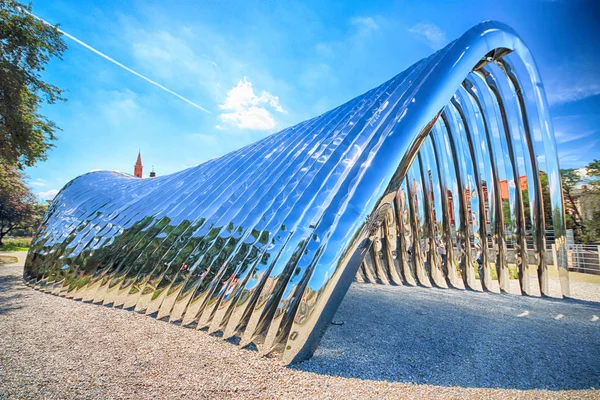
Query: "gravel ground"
1 253 599 399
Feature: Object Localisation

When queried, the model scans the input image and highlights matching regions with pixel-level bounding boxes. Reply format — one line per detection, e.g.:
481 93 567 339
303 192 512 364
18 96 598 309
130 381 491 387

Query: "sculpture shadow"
0 272 25 315
295 283 600 390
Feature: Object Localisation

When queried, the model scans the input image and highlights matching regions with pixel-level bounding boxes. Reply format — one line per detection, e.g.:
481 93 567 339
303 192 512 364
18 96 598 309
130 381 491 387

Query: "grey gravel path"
303 282 600 390
1 255 599 399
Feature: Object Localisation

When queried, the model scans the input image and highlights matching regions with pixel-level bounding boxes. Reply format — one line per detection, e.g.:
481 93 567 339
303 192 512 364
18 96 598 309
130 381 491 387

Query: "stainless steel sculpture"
24 21 569 364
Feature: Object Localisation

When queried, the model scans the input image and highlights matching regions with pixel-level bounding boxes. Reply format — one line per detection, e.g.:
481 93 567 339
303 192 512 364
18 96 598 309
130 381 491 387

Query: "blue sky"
26 0 600 200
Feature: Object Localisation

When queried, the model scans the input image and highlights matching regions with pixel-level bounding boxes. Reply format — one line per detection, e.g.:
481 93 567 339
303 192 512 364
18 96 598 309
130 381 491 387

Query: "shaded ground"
1 253 599 399
301 283 600 390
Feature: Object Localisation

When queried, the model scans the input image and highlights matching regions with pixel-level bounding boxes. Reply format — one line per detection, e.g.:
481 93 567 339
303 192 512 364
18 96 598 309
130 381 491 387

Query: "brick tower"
134 151 143 178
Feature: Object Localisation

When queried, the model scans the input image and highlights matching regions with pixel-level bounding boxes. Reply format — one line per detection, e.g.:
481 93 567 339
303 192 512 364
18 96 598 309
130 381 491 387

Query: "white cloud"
552 114 600 155
131 30 219 96
47 19 210 114
543 58 600 105
218 77 286 130
220 107 276 130
302 15 383 113
38 189 59 201
315 16 381 60
350 16 380 34
556 147 589 166
545 81 600 105
553 128 598 144
102 90 141 122
576 167 589 179
315 43 335 58
29 178 47 187
409 22 447 49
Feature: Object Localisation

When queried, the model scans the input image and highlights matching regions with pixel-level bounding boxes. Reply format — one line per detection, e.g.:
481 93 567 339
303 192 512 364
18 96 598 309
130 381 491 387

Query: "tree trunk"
0 224 15 248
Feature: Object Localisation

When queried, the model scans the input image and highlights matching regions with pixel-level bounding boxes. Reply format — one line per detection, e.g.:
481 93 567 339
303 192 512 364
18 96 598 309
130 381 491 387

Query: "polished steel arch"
24 21 569 364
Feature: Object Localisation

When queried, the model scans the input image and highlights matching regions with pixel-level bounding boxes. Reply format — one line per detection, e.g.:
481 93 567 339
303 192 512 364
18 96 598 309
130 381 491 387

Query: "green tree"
580 159 600 243
0 161 45 246
539 171 553 228
561 161 600 243
0 0 66 168
19 201 47 236
586 159 600 192
560 168 585 238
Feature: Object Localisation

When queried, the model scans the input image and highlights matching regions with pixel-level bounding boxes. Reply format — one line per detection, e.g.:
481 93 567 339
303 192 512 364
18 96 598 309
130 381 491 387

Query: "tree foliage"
0 161 46 245
539 171 553 228
0 0 66 168
586 159 600 191
581 159 600 243
561 168 585 236
561 159 600 244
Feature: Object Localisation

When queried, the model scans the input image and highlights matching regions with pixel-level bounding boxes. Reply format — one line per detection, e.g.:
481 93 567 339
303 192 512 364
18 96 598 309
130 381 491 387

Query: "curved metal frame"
24 21 568 364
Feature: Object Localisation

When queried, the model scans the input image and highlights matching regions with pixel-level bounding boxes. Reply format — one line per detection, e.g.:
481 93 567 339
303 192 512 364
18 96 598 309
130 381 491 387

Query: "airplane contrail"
27 11 211 114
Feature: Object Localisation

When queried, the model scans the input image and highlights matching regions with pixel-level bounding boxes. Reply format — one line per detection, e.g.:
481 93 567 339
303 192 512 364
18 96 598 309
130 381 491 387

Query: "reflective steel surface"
24 21 569 364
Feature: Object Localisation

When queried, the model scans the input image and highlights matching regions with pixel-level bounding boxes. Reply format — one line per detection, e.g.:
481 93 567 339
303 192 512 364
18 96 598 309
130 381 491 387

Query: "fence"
567 244 600 275
566 229 600 275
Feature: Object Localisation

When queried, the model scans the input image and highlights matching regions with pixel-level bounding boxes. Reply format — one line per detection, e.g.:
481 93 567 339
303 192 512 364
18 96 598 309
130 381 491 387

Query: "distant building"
134 151 143 178
499 176 528 201
574 185 600 221
570 168 599 221
133 152 157 178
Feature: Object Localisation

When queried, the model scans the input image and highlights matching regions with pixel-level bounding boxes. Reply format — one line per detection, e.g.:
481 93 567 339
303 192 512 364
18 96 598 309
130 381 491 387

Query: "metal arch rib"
23 21 568 365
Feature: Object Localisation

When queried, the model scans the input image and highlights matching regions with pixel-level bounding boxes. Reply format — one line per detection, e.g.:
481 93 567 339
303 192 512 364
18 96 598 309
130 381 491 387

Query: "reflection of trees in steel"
23 21 568 364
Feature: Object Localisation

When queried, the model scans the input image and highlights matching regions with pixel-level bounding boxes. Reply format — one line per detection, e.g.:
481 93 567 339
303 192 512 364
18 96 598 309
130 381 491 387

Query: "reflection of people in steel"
474 238 483 279
437 236 447 267
421 239 428 271
224 276 239 298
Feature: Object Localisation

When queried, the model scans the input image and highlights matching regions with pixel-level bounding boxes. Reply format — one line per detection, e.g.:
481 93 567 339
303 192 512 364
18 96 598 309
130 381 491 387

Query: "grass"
0 255 19 265
474 263 521 280
0 237 31 252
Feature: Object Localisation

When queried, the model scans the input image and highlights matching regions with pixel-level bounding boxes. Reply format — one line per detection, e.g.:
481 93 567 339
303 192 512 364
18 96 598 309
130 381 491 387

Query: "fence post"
597 245 600 274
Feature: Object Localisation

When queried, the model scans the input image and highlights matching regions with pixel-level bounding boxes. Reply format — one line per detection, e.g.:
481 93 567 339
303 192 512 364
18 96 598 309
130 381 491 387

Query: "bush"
475 263 520 280
0 237 31 251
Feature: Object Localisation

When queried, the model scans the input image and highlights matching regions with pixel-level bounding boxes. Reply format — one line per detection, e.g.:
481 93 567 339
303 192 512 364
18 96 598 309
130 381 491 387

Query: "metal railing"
567 243 600 275
566 229 600 275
